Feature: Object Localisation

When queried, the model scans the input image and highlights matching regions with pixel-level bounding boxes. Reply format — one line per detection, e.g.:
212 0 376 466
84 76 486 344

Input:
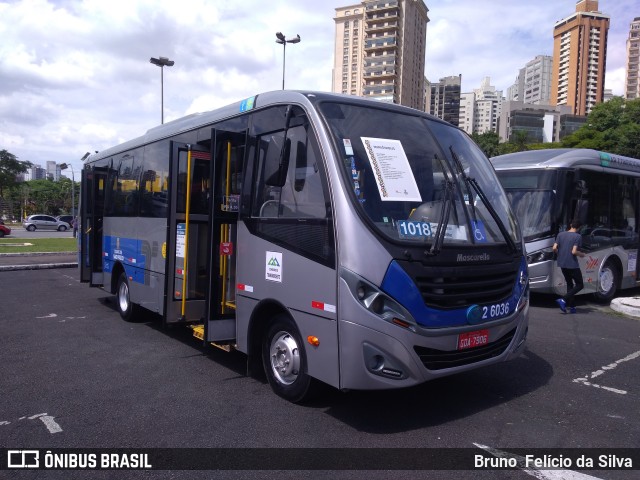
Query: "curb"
610 297 640 319
0 262 78 272
0 251 76 257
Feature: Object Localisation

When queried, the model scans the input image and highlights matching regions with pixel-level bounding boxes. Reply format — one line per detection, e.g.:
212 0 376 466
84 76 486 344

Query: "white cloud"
0 0 635 172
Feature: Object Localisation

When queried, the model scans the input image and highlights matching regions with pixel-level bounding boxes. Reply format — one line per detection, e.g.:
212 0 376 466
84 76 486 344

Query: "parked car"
56 215 74 226
0 220 10 237
23 214 70 231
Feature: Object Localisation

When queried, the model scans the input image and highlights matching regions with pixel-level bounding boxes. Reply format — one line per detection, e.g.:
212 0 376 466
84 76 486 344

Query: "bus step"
190 324 205 340
189 324 234 352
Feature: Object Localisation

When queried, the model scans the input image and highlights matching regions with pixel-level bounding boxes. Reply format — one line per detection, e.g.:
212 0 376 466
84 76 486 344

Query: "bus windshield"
496 170 559 242
319 102 520 247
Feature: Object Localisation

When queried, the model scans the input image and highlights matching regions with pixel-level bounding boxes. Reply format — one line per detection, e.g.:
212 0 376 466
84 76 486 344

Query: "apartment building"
551 0 610 115
507 55 553 105
426 75 461 126
332 0 429 110
459 77 503 135
625 17 640 100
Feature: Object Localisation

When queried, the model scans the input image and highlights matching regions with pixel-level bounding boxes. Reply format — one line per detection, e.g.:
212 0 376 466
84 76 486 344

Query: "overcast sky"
0 0 636 176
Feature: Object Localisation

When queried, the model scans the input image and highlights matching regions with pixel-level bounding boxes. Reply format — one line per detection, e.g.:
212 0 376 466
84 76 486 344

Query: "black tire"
262 314 318 403
27 225 36 231
0 230 4 238
116 272 137 321
593 259 619 303
58 225 67 231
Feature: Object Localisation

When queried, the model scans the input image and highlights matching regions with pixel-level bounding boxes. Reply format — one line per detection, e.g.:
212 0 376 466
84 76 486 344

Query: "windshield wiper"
449 146 478 225
425 154 455 257
449 146 518 253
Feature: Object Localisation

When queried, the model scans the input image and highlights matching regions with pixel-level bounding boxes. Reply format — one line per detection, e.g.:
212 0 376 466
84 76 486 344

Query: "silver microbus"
492 148 640 302
80 91 529 402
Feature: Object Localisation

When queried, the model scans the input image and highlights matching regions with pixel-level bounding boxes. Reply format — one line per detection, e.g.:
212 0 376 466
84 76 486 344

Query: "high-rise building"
625 17 640 100
551 0 610 116
458 77 503 135
427 75 461 126
23 164 47 181
332 0 429 110
508 55 553 105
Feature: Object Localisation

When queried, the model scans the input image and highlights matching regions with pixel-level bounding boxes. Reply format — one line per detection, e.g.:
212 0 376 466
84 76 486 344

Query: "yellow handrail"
181 149 193 319
220 142 232 314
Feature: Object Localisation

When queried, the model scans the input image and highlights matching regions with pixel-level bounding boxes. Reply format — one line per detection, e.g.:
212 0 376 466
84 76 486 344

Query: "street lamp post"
275 32 300 90
149 56 175 124
59 163 75 217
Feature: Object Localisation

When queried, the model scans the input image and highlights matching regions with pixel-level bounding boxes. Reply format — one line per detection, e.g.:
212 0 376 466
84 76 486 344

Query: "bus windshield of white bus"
496 170 559 242
319 102 520 248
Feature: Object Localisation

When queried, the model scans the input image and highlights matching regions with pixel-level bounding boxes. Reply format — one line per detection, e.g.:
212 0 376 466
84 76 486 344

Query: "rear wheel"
262 314 318 403
116 272 137 321
593 260 619 303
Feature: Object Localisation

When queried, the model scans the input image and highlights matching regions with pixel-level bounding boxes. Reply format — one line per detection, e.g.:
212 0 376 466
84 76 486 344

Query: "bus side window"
253 132 286 217
279 125 326 219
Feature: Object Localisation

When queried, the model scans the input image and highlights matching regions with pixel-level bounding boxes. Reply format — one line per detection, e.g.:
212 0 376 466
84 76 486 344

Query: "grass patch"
0 237 77 253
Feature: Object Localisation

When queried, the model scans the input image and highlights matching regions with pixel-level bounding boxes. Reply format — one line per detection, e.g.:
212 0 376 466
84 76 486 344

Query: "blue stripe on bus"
381 260 524 328
103 235 147 284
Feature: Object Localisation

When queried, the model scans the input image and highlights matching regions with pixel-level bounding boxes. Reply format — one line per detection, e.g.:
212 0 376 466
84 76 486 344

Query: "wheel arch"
593 253 623 303
110 261 126 295
599 253 623 286
246 299 293 377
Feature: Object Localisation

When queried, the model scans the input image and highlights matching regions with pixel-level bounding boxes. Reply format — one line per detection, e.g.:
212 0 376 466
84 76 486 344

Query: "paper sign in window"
361 137 422 202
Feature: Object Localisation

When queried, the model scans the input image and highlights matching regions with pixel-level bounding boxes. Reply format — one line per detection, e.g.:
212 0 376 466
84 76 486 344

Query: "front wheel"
262 315 318 403
116 272 137 321
58 225 67 231
593 260 619 303
27 225 36 231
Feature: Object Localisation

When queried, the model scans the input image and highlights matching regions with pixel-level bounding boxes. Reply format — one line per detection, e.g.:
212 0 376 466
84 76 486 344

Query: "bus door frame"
204 128 248 343
80 166 108 287
164 142 211 325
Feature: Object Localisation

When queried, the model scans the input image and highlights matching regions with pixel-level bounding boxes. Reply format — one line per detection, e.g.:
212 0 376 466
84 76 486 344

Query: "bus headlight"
341 268 417 330
526 247 554 265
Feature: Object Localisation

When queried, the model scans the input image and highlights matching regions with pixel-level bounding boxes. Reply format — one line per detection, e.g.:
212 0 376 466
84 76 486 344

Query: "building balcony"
364 56 396 67
363 68 396 79
365 22 398 33
365 2 399 13
365 38 397 51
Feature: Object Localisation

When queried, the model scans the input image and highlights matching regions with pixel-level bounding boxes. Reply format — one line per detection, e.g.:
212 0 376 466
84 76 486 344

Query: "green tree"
562 97 640 156
510 130 529 152
471 131 501 158
24 179 67 215
0 149 32 197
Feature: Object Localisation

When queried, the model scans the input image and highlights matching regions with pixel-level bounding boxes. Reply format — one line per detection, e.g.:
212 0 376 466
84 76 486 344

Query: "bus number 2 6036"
483 302 510 319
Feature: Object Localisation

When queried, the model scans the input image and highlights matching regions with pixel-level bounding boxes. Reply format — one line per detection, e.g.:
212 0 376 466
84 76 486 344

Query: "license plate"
458 329 489 350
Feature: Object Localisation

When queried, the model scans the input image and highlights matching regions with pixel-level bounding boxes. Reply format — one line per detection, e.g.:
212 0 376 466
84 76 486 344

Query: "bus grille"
413 328 516 371
398 260 518 309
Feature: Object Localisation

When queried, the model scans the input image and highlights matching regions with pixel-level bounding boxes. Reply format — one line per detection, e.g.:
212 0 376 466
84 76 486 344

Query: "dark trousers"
561 267 584 308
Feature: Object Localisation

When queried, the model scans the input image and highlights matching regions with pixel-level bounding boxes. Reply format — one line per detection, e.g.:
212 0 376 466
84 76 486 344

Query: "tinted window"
246 105 334 266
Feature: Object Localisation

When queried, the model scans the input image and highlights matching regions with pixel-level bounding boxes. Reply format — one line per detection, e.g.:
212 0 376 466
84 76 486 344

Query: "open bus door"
164 142 211 325
80 167 108 286
202 129 247 343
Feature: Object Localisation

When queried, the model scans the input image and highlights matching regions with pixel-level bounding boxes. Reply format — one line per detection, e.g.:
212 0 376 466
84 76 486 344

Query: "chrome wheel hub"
269 331 300 385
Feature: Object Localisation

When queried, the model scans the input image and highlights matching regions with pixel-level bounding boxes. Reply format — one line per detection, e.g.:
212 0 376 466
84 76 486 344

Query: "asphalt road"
1 268 639 479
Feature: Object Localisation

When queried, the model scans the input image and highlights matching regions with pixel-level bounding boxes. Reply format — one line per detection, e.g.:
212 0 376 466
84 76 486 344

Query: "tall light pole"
149 56 175 124
275 32 300 90
59 163 75 217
